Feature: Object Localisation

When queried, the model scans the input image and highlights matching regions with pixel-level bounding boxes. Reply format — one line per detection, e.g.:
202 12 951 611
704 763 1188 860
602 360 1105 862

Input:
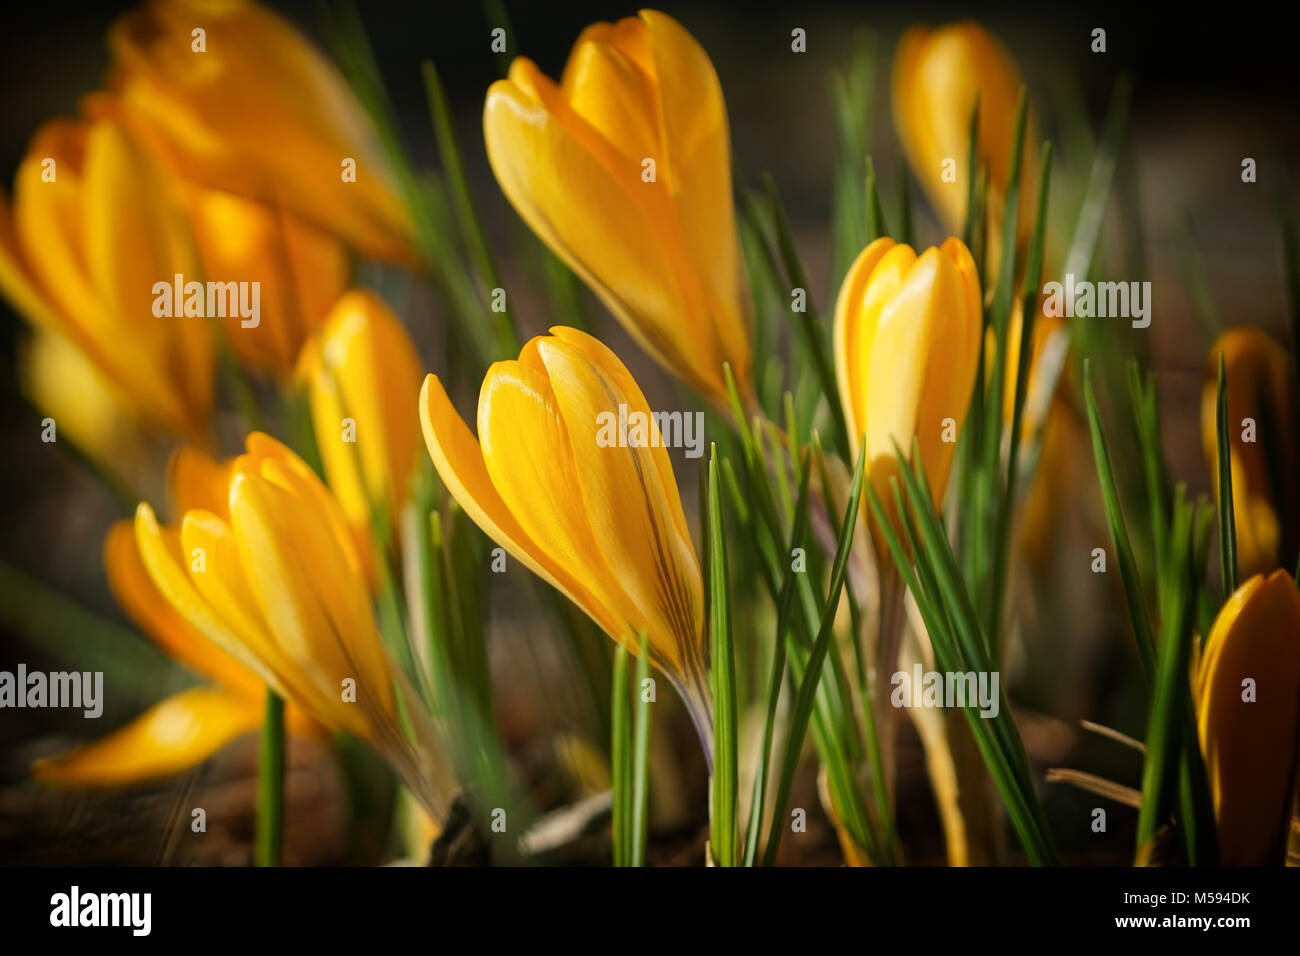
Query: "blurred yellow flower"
0 117 212 439
833 236 982 534
20 329 149 482
1196 570 1300 866
107 0 415 263
32 448 313 787
893 22 1037 276
483 9 750 409
420 326 712 754
188 189 351 377
1201 328 1299 579
78 89 352 379
297 289 424 541
134 432 453 819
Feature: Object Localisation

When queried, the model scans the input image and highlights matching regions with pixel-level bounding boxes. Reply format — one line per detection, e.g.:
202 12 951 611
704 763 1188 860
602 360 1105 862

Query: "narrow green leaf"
1063 75 1133 283
708 445 739 866
992 143 1052 650
743 451 811 866
421 59 518 357
256 689 285 867
864 155 890 243
762 173 851 458
762 442 870 866
610 644 631 866
1135 494 1196 852
1083 360 1157 683
989 88 1030 333
630 632 652 867
961 93 981 249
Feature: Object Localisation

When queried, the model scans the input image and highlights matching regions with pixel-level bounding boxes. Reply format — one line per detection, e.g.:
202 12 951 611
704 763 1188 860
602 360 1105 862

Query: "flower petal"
31 686 262 789
833 237 901 448
105 518 259 697
535 335 704 680
419 373 620 640
483 64 727 402
1197 570 1300 865
134 502 280 691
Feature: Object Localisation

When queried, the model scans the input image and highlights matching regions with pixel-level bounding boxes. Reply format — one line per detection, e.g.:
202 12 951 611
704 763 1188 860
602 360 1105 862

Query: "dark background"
0 1 1296 864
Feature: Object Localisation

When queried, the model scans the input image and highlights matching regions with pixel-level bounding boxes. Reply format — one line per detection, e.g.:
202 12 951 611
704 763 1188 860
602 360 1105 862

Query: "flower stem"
256 689 285 867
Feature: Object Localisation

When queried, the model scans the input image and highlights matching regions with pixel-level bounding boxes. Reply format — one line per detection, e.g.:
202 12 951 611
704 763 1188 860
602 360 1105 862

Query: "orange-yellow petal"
31 686 263 788
1197 570 1300 865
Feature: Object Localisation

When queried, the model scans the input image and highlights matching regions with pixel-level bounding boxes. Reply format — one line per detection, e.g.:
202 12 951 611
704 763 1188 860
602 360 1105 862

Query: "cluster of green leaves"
1083 359 1219 865
709 365 894 865
410 463 522 857
867 444 1058 864
953 90 1049 657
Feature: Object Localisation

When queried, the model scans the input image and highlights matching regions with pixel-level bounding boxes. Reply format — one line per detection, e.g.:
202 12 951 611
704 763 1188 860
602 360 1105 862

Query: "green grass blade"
989 88 1029 333
762 442 869 866
762 174 851 458
962 93 981 249
1063 75 1133 283
255 689 285 867
865 155 891 243
421 59 518 356
992 143 1052 650
630 632 653 867
743 451 812 866
610 644 631 866
1135 495 1196 854
1083 360 1157 684
708 446 739 866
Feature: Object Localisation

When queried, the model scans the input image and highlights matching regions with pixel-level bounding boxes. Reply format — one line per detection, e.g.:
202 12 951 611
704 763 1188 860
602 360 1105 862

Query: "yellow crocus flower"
32 448 313 787
833 236 982 529
297 289 424 541
20 329 150 485
482 10 751 409
133 432 453 820
106 0 415 264
187 188 351 377
78 88 352 379
1201 328 1299 578
893 22 1037 276
420 326 712 756
0 117 212 439
1196 570 1300 866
